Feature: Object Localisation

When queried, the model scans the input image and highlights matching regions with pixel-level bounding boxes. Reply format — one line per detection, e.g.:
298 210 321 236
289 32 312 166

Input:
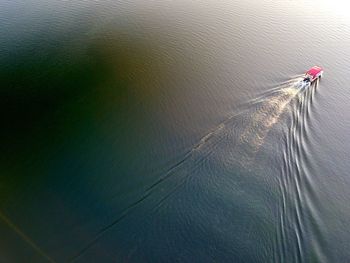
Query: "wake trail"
69 116 230 262
70 76 304 262
276 79 327 263
275 82 311 263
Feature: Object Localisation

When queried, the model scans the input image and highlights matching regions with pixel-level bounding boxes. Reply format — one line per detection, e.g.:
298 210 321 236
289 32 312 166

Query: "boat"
303 66 323 83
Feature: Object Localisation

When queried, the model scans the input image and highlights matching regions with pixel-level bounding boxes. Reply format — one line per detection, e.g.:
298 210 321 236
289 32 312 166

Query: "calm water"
1 0 350 262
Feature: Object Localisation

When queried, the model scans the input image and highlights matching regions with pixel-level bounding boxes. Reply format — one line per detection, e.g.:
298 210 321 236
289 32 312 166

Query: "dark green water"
1 1 350 262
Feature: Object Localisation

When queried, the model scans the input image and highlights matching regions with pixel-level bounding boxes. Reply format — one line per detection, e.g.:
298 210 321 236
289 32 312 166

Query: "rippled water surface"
1 0 350 262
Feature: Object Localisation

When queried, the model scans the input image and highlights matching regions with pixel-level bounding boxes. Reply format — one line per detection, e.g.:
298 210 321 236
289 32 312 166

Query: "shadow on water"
0 43 136 263
0 26 196 262
69 76 323 262
0 12 228 260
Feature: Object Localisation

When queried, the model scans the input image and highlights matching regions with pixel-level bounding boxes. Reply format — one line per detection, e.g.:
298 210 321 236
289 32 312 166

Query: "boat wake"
70 75 312 262
274 79 328 263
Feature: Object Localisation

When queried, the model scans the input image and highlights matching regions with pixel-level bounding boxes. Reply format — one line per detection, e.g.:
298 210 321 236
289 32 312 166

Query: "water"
1 1 350 262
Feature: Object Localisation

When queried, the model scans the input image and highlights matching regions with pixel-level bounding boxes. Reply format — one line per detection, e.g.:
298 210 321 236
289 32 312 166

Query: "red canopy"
306 66 323 77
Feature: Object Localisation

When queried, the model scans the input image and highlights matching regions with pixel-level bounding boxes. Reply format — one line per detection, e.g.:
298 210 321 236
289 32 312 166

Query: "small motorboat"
303 66 323 83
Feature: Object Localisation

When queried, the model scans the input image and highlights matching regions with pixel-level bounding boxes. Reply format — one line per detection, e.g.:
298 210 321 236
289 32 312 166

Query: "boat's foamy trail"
70 76 304 262
240 87 299 151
